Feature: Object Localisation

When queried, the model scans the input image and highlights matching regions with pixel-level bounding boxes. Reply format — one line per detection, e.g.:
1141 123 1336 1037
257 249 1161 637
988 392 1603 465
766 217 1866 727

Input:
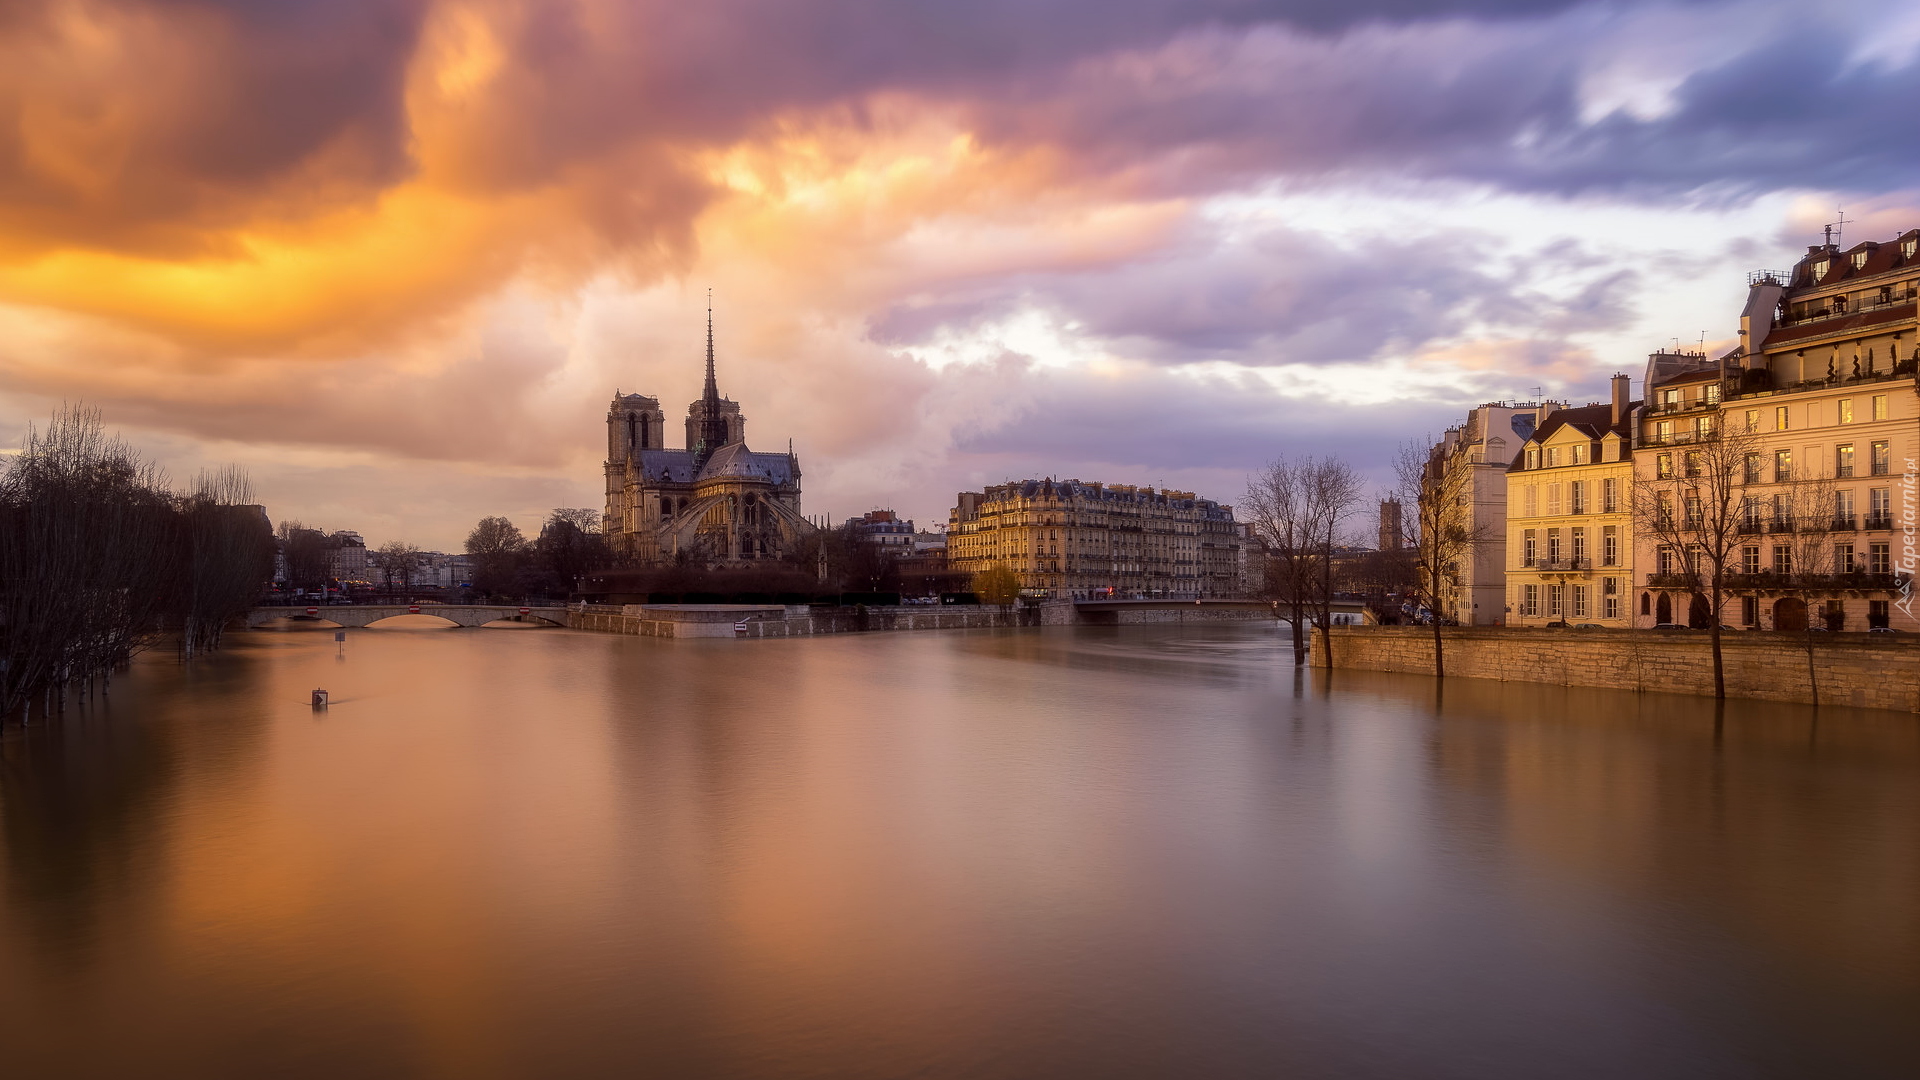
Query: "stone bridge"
247 605 570 629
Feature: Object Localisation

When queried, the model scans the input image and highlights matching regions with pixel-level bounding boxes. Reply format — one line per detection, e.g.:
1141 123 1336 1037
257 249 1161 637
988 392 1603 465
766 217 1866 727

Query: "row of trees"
0 408 274 722
463 510 612 600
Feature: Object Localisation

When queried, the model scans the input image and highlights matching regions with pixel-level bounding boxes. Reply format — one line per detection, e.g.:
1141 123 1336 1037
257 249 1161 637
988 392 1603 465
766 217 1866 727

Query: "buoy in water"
312 688 329 708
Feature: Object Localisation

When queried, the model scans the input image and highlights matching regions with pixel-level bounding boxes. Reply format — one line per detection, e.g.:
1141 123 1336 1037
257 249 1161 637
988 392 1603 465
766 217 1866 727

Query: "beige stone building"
1633 229 1919 632
602 312 814 566
1430 401 1564 625
1504 377 1638 627
946 478 1242 599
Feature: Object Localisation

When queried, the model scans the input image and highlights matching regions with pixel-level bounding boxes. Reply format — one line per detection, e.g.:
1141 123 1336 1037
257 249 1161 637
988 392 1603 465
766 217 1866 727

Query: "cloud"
0 0 1912 547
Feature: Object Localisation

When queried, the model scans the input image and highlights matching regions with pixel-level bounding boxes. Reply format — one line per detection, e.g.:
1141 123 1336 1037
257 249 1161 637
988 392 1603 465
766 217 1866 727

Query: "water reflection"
0 625 1914 1078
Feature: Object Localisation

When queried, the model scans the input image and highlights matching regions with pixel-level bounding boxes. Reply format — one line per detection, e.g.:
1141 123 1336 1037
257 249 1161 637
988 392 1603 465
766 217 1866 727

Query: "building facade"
946 478 1242 599
1504 377 1638 627
1429 401 1563 625
602 312 814 566
1633 232 1919 632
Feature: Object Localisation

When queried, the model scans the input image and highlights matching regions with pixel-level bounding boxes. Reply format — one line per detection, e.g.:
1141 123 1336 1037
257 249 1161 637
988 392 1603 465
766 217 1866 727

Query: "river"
1 624 1915 1078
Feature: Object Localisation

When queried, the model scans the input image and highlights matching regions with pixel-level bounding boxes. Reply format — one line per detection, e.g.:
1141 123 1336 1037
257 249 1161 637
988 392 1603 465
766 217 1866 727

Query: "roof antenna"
1828 207 1853 248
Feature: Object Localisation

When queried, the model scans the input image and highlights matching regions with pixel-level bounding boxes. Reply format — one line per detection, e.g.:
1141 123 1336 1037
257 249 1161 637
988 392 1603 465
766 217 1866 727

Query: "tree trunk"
1804 611 1819 707
1431 616 1445 680
1708 580 1725 700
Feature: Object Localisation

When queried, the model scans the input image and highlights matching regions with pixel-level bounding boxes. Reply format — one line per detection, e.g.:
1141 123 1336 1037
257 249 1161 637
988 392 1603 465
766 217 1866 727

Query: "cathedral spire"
704 288 718 405
696 289 731 461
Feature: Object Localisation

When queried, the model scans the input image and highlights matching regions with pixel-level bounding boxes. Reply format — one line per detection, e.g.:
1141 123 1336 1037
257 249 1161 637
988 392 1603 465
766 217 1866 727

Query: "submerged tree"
0 407 270 722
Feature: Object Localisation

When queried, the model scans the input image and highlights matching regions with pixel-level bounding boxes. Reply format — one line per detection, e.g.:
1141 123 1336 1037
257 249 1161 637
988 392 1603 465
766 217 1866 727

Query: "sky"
2 0 1916 550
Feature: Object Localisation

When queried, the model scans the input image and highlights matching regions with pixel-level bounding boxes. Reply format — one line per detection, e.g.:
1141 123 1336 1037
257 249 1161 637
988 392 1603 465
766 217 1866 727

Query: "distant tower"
1378 498 1404 551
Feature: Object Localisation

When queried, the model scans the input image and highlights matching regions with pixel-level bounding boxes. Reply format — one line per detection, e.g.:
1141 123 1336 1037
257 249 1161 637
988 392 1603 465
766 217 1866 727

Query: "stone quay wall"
568 604 1037 638
1313 626 1920 713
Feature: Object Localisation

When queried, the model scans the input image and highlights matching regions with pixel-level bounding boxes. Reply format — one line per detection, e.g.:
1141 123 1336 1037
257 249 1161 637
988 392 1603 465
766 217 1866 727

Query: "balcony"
1776 290 1918 328
1831 516 1858 531
1646 573 1697 588
1864 514 1894 531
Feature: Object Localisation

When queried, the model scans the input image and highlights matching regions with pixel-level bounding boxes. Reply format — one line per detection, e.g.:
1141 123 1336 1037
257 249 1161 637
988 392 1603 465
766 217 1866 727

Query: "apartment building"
1430 400 1563 625
1633 230 1919 631
946 478 1242 599
1505 376 1638 627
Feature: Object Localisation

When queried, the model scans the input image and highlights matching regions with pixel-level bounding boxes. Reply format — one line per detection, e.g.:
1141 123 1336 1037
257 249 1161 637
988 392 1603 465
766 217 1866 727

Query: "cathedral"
602 311 813 565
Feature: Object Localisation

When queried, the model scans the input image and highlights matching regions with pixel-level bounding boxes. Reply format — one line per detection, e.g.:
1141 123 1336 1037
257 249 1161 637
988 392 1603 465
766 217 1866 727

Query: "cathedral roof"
697 442 796 484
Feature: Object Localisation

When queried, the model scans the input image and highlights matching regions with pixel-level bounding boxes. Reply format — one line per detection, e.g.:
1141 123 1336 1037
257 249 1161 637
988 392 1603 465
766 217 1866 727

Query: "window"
1603 477 1618 513
1547 584 1564 617
1569 481 1585 514
1835 488 1856 527
1546 447 1560 468
1657 545 1674 575
1603 581 1619 620
1704 384 1721 405
1872 395 1888 421
1655 420 1673 443
1641 592 1652 616
1524 485 1538 516
1661 388 1680 408
1602 526 1618 566
1774 449 1793 482
1742 596 1759 626
1837 444 1855 477
1776 406 1790 431
1773 545 1793 575
1871 543 1891 575
1745 409 1760 432
1869 487 1891 527
1522 530 1537 567
1547 528 1562 565
1838 399 1853 424
1870 600 1890 629
1694 415 1715 439
1685 493 1702 527
1522 584 1539 617
1836 543 1855 573
1657 453 1674 479
1572 585 1589 618
1741 546 1760 574
1744 452 1763 483
1871 440 1890 475
1684 451 1702 478
1571 527 1587 566
1524 447 1539 469
1547 484 1562 515
1741 496 1763 531
1571 444 1586 465
1771 493 1793 530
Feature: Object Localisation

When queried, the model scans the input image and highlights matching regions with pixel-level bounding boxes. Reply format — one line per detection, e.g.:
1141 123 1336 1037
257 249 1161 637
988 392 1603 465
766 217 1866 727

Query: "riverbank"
1312 625 1920 712
568 600 1276 637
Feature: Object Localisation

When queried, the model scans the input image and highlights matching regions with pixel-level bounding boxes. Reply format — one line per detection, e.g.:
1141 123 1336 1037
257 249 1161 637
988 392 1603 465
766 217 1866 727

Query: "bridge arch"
365 614 460 629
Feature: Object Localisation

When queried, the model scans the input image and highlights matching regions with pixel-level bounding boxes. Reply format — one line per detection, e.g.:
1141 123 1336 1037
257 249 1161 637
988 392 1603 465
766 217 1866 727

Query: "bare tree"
465 516 528 600
1630 414 1759 700
0 407 268 723
1395 439 1486 679
373 539 423 596
1244 460 1315 665
532 510 609 598
1774 474 1838 705
1304 458 1365 667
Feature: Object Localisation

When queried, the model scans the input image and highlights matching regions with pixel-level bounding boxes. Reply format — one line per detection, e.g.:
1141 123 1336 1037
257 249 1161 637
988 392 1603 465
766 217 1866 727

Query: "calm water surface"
1 624 1916 1078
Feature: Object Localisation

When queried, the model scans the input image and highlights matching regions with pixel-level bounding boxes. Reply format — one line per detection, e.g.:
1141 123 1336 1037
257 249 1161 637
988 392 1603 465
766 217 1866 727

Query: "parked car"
1544 620 1570 628
1651 622 1689 630
1868 626 1904 634
1573 623 1604 630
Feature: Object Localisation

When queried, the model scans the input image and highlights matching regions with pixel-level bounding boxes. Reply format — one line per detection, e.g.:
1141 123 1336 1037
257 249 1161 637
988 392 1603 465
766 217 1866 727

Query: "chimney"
1610 373 1630 427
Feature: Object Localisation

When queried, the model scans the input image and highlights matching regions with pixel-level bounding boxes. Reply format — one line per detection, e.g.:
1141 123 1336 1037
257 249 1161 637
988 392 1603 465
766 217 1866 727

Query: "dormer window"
1524 448 1539 470
1904 238 1917 260
1852 250 1870 270
1812 259 1830 282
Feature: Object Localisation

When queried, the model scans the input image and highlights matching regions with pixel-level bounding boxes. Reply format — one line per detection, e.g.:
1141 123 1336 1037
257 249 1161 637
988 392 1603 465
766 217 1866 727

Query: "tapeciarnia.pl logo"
1898 459 1917 620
